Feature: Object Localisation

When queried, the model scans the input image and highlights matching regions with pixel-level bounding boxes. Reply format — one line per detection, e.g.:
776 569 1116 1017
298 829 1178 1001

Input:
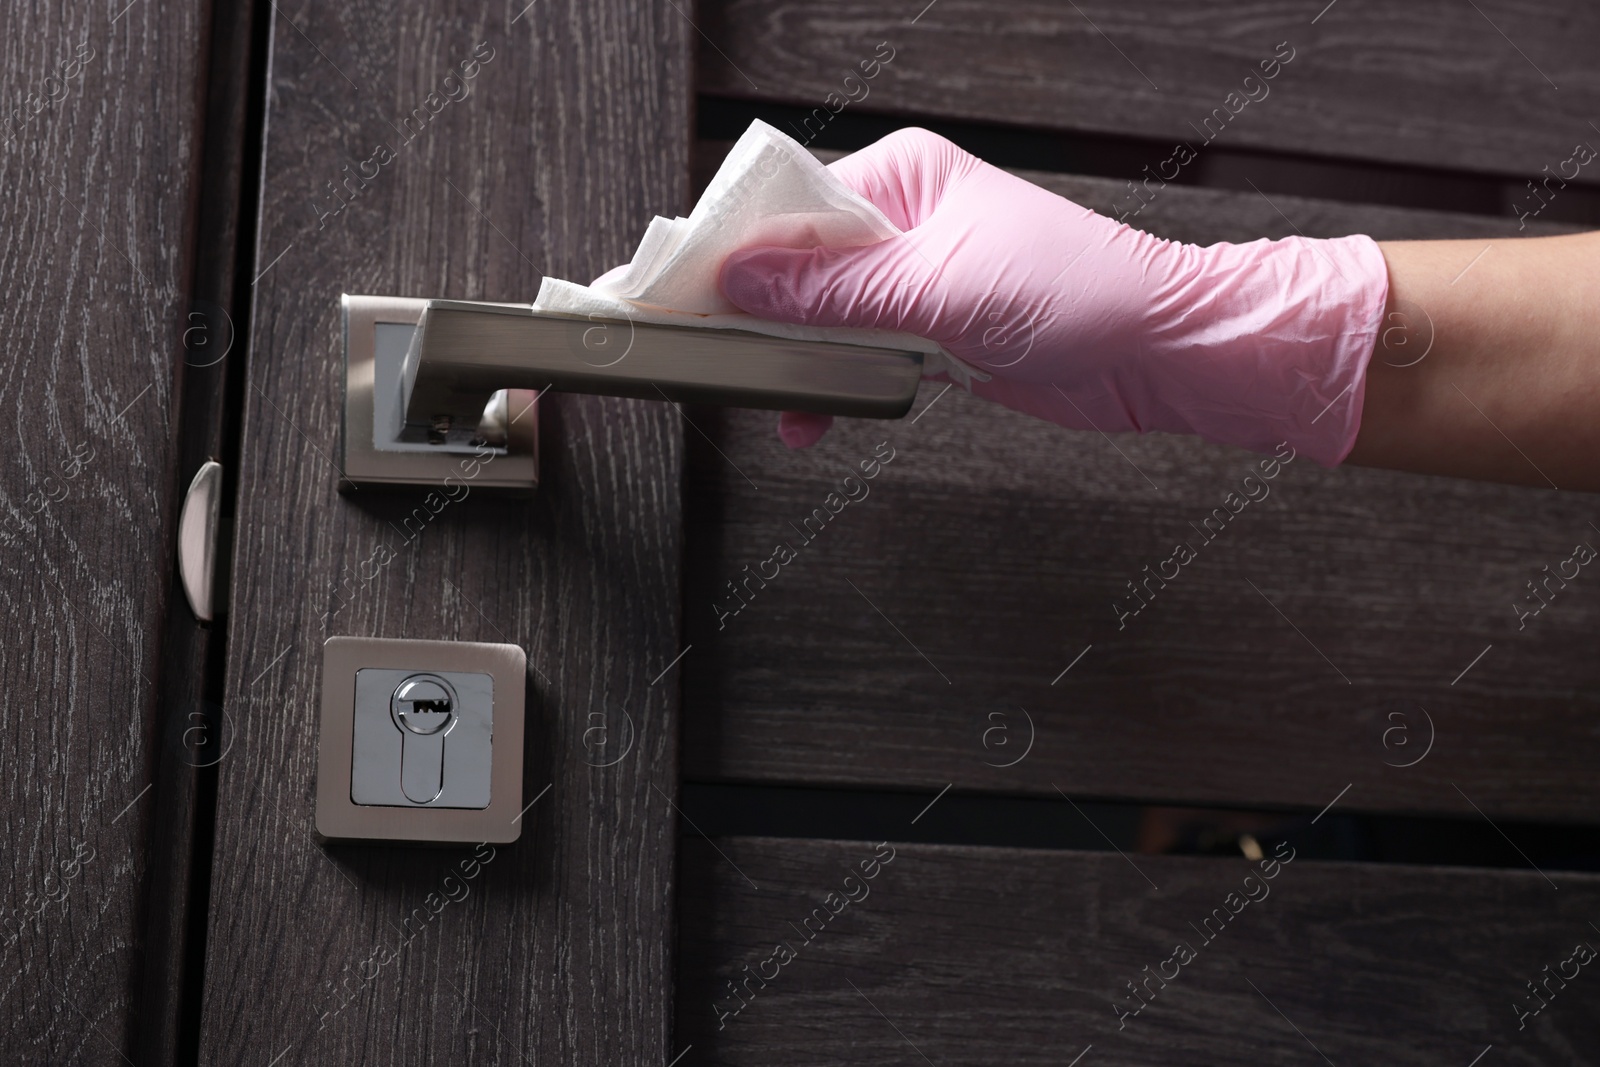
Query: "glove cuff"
1161 234 1391 466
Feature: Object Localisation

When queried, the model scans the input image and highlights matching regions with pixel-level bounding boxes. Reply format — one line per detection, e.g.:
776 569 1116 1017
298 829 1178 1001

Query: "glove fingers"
590 262 629 288
778 411 833 448
825 127 977 231
720 237 946 338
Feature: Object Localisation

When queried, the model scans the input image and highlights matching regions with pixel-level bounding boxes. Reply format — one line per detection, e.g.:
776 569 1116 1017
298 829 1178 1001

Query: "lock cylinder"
391 674 459 803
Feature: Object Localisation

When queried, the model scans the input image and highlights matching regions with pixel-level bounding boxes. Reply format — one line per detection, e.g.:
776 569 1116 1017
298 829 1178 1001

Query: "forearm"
1347 232 1600 491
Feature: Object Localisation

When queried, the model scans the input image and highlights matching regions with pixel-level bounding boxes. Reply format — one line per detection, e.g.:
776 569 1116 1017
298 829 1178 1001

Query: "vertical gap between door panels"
157 0 273 1063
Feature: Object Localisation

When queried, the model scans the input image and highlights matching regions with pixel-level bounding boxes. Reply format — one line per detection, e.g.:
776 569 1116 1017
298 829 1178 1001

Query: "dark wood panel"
682 152 1600 822
0 1 209 1062
198 2 689 1063
699 0 1600 181
678 836 1600 1064
1011 168 1582 244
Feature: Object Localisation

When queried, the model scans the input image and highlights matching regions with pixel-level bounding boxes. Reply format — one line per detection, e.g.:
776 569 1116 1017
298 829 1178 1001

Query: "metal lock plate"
340 295 539 493
316 636 527 845
350 669 493 808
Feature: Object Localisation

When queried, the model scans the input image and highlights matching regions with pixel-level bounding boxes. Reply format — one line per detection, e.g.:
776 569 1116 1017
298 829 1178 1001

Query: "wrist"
1153 234 1390 465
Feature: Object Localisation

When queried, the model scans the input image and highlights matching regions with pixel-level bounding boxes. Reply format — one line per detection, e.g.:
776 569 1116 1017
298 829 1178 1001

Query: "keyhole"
391 675 458 803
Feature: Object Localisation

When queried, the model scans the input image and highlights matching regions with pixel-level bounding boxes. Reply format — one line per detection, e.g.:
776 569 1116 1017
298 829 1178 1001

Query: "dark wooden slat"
683 150 1600 822
198 3 688 1062
678 837 1600 1064
1012 170 1582 244
0 2 209 1062
699 0 1600 181
702 142 1585 241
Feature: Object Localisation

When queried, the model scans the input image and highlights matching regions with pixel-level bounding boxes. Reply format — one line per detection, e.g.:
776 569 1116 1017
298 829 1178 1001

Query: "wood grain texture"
698 0 1600 181
198 2 689 1063
677 837 1600 1064
683 148 1600 822
0 1 208 1062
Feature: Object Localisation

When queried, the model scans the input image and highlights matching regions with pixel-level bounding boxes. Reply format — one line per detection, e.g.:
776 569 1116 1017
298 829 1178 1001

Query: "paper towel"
532 119 986 385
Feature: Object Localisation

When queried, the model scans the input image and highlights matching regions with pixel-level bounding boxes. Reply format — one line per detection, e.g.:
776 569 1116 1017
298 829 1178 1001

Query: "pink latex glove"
717 128 1390 462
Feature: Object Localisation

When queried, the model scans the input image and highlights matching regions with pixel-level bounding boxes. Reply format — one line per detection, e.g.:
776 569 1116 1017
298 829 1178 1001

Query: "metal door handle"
393 298 924 448
342 294 923 492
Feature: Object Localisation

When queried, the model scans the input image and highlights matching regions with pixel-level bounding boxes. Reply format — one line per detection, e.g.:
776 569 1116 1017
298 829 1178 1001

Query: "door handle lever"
342 294 924 492
393 298 924 448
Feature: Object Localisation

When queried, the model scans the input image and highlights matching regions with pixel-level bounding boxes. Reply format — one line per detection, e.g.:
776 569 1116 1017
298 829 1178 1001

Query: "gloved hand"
717 128 1390 463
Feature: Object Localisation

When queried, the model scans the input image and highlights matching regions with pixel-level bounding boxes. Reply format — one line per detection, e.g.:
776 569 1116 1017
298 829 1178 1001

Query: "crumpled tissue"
531 119 984 385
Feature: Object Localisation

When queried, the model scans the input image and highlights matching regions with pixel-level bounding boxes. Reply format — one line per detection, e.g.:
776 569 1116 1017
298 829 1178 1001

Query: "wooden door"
6 0 699 1062
195 1 692 1063
0 1 220 1062
8 0 1600 1063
